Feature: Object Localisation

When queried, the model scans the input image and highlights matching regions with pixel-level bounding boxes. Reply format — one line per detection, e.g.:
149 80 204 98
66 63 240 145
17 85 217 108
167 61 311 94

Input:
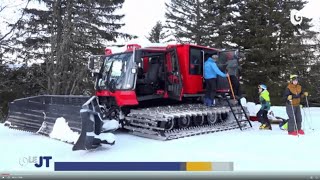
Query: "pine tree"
11 0 132 95
164 0 238 47
201 0 239 48
164 0 206 44
146 21 168 43
232 0 317 104
307 25 320 105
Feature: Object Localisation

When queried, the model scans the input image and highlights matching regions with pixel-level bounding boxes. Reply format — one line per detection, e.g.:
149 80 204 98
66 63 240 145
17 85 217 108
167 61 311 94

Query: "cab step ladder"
225 95 252 130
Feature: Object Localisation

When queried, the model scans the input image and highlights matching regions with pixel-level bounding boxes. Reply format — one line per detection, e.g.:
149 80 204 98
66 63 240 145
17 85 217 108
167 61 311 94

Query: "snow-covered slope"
0 105 319 172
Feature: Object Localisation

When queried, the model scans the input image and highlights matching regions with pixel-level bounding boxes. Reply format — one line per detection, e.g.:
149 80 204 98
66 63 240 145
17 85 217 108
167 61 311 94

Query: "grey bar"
2 171 320 180
180 162 186 171
212 162 233 171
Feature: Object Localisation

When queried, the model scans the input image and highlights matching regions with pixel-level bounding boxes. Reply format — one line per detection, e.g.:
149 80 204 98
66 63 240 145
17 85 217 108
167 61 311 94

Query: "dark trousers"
257 109 271 127
230 75 241 97
286 104 302 132
205 78 217 100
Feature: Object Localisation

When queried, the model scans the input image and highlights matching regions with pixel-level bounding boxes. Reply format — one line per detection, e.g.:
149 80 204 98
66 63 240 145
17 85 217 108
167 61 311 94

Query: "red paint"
163 92 169 98
179 87 184 101
105 48 112 55
175 45 199 94
96 90 138 106
98 44 231 105
126 44 141 51
249 116 258 121
156 90 165 95
217 89 230 93
175 44 227 95
143 57 149 72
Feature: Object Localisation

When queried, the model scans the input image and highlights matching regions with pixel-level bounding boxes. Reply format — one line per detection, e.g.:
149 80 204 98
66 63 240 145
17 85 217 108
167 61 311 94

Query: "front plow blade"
5 95 118 150
5 95 90 135
72 96 118 151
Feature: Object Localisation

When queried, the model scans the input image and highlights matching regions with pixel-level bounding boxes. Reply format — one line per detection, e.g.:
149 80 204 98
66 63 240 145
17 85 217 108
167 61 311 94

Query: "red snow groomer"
5 43 252 151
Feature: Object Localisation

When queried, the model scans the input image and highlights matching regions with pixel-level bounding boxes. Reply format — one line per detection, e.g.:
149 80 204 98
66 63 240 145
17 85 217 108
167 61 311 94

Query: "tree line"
147 0 320 106
1 0 320 121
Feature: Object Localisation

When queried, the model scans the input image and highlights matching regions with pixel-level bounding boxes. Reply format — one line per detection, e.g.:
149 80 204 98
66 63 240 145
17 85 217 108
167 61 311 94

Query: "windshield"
98 52 135 90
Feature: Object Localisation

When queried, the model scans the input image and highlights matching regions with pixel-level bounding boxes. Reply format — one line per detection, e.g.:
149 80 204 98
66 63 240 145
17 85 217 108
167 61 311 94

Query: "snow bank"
245 102 261 116
102 119 120 132
1 106 320 172
49 117 80 144
245 102 286 120
240 97 247 107
95 133 116 144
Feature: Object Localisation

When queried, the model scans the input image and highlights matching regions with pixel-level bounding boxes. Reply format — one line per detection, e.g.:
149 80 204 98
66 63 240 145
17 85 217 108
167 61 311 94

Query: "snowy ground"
0 104 320 173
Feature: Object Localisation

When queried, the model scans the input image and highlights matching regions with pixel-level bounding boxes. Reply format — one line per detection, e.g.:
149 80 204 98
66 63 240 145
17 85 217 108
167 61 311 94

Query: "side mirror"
88 57 95 71
88 56 104 73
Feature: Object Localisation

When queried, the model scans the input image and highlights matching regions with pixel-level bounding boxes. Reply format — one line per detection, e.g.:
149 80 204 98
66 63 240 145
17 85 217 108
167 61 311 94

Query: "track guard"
72 96 116 151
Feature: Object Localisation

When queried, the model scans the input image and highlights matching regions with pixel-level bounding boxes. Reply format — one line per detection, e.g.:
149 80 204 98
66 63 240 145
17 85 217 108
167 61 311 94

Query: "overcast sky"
119 0 320 40
1 0 320 45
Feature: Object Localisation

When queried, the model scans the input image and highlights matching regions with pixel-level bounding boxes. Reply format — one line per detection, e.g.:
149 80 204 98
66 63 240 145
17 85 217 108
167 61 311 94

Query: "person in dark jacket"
204 54 227 106
226 55 242 98
284 75 309 136
257 84 272 130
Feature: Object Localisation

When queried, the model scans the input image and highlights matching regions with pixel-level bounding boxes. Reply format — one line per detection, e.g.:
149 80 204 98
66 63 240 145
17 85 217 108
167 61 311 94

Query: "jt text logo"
34 156 52 168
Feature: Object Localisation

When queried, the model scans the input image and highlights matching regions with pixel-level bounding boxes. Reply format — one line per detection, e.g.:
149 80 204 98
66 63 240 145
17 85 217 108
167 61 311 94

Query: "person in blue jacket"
204 54 227 106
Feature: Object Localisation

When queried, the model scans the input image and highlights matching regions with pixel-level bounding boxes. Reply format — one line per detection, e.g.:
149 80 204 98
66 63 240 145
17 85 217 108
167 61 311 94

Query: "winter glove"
304 92 309 96
287 95 292 100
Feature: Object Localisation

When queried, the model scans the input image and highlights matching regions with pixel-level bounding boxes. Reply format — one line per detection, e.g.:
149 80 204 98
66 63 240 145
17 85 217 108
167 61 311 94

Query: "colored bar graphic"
212 162 234 171
54 162 233 171
186 162 212 171
55 162 183 171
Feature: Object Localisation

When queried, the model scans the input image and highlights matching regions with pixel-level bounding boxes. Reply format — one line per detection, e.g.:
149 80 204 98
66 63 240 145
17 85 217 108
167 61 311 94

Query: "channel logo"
290 9 303 26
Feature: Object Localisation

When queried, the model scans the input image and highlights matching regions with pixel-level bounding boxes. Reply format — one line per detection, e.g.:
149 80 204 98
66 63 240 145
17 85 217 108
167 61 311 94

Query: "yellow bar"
186 162 212 171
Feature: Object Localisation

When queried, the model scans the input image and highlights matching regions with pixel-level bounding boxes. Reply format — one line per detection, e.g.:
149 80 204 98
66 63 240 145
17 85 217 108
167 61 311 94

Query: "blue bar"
54 162 184 171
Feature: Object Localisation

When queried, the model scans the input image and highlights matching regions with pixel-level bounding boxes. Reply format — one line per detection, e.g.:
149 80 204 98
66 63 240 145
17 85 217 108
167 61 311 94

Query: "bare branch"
0 0 30 42
0 5 8 13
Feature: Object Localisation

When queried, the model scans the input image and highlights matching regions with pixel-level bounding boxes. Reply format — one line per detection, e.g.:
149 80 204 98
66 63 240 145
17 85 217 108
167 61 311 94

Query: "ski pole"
227 73 236 100
302 106 313 131
305 96 314 130
290 100 299 137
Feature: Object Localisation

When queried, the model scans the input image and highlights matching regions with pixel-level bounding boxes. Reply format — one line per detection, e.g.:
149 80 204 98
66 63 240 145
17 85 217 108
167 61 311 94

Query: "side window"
189 48 202 75
171 52 178 72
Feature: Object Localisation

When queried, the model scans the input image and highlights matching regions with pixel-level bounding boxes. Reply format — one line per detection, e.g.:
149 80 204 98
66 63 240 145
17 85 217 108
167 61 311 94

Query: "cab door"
217 50 240 92
165 47 183 101
218 50 240 77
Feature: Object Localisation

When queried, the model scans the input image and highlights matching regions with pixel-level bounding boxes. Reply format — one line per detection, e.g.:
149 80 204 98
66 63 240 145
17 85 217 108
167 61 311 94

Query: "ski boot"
298 129 305 135
259 124 272 130
259 124 266 129
288 131 298 136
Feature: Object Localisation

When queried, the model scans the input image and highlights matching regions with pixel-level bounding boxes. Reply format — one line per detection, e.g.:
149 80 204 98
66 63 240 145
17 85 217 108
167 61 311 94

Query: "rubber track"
124 103 249 140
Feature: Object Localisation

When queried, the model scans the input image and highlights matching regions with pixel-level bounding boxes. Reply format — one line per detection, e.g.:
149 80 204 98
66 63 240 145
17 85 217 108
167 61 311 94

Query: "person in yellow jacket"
257 84 272 130
284 75 309 136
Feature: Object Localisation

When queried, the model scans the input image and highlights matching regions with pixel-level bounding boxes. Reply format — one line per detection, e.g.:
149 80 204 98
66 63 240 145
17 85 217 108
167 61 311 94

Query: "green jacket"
259 90 271 111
